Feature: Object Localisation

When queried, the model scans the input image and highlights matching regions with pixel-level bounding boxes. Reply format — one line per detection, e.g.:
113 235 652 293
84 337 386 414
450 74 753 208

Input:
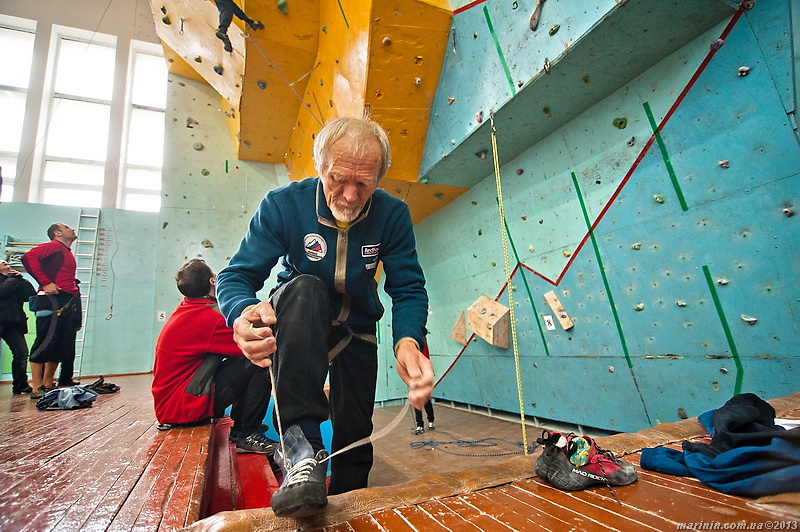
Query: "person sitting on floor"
151 258 277 454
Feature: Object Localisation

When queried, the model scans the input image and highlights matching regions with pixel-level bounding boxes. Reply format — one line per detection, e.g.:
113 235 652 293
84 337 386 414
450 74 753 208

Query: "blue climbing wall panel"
401 0 800 433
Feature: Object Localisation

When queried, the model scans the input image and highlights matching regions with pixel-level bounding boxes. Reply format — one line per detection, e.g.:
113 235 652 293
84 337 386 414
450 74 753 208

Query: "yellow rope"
490 114 529 454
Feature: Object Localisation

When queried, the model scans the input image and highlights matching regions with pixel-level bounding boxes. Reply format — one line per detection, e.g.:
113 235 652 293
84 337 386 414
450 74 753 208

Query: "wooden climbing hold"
543 291 573 331
450 312 467 346
467 296 509 348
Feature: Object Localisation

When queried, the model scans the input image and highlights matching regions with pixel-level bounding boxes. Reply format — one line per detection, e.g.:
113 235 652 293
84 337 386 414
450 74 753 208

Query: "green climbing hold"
162 15 171 25
213 65 223 75
277 0 288 15
613 117 627 129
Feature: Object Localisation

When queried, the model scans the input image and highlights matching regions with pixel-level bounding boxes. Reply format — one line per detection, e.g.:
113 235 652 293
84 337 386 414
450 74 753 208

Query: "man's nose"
342 184 359 202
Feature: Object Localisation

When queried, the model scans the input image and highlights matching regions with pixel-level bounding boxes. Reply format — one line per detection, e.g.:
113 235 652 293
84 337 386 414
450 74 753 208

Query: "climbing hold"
434 193 444 200
201 239 214 248
213 65 223 75
415 77 422 86
613 117 627 129
193 142 204 151
201 169 210 176
717 278 729 285
562 250 571 257
447 97 455 105
382 36 392 46
720 367 728 374
740 315 758 325
653 194 665 204
608 366 615 373
718 160 730 168
186 117 199 128
162 15 171 25
475 110 483 123
243 141 251 149
319 78 324 86
783 207 794 217
548 24 560 36
475 149 487 159
517 80 524 87
631 243 642 250
257 81 267 89
322 25 327 33
742 0 754 8
543 107 551 118
738 66 750 77
582 75 590 84
478 229 483 236
516 169 524 175
277 0 288 15
419 177 429 184
162 221 169 229
633 303 644 311
528 245 535 252
543 58 551 73
450 139 455 145
676 300 687 307
194 56 202 63
677 408 688 420
710 38 724 50
160 6 167 13
627 137 636 147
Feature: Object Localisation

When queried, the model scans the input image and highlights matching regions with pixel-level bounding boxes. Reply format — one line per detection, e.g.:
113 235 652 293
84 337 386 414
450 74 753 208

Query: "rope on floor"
409 430 537 458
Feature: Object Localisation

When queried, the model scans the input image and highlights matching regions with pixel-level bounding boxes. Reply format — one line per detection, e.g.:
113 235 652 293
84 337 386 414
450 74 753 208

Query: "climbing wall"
401 0 800 432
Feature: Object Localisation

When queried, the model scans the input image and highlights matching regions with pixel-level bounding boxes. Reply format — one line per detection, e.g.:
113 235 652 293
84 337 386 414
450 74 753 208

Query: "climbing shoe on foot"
535 430 637 490
215 30 233 52
271 425 328 517
235 430 279 454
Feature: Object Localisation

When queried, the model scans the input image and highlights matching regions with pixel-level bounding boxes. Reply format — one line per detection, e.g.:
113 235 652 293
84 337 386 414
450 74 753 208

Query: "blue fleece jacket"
216 177 428 350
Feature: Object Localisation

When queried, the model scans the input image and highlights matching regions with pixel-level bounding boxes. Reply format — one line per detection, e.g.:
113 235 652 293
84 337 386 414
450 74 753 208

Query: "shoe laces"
283 456 319 487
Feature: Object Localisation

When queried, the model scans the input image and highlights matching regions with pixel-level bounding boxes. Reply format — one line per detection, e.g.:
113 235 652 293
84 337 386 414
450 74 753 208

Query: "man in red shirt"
22 222 82 398
152 259 276 454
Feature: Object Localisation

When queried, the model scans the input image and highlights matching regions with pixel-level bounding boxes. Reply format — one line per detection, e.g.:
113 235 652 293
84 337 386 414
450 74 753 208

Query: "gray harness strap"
328 322 377 362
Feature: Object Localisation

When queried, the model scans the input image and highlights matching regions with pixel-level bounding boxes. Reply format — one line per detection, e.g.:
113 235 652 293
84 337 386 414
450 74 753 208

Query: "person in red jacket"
152 258 276 454
22 222 82 398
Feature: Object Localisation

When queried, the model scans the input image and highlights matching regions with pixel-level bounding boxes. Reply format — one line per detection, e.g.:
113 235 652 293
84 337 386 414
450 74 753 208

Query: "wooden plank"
543 290 574 330
450 311 467 345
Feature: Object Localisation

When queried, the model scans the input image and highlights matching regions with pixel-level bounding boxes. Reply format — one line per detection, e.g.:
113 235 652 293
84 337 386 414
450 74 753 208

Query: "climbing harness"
490 113 529 455
410 430 536 457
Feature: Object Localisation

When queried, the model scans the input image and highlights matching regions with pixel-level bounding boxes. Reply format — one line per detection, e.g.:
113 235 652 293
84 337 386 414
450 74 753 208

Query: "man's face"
320 139 381 223
56 224 77 240
0 260 13 275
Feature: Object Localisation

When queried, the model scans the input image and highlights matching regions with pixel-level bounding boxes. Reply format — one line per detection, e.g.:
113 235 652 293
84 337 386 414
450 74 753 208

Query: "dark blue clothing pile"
640 393 800 496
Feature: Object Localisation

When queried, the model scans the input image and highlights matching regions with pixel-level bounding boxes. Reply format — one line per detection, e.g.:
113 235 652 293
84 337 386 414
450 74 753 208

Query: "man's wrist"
393 337 420 357
240 304 257 317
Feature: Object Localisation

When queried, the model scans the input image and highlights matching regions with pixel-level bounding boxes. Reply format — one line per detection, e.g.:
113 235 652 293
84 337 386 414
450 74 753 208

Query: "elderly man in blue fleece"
215 116 433 518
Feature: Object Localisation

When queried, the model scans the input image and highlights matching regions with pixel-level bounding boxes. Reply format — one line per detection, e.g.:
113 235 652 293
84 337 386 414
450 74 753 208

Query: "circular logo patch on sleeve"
304 233 327 261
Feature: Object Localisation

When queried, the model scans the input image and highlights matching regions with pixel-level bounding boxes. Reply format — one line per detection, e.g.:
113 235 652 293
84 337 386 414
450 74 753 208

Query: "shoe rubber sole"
271 484 327 517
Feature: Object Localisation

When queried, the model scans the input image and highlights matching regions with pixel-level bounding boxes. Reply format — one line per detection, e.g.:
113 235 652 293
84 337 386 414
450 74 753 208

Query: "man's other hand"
395 340 434 410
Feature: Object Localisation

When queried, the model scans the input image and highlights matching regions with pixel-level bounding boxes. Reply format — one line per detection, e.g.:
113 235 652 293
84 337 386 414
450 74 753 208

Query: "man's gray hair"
313 116 391 181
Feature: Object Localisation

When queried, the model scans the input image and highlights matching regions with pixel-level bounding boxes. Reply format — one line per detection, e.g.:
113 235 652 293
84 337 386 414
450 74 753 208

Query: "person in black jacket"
0 259 36 394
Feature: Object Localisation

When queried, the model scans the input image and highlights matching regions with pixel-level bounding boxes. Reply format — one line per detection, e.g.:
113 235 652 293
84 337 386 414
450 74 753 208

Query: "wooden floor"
2 375 798 532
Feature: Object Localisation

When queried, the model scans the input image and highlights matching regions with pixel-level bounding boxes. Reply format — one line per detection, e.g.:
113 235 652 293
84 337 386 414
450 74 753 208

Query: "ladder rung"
79 214 99 219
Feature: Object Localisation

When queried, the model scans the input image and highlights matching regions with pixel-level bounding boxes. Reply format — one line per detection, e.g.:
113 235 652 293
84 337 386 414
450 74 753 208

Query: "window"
3 17 167 212
0 19 36 201
121 46 167 213
40 32 116 208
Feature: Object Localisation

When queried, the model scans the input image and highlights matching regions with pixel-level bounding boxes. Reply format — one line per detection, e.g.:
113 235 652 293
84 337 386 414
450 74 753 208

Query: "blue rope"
409 430 537 457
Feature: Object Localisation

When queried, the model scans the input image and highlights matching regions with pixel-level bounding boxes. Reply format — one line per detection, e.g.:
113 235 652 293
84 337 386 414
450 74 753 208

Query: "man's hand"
395 340 434 410
232 301 277 368
42 282 59 295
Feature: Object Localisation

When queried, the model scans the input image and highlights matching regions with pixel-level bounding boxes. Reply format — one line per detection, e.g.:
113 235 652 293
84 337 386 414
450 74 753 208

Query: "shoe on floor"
30 386 51 399
535 430 637 490
249 20 264 31
428 421 435 430
235 430 279 454
215 30 233 52
270 425 328 518
411 426 424 435
13 384 33 395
